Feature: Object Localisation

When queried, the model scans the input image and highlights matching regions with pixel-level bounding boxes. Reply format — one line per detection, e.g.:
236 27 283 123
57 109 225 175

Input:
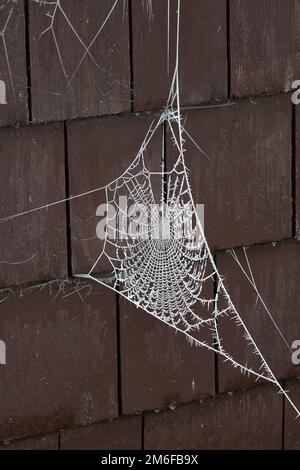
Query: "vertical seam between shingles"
128 0 135 111
292 104 296 236
116 291 123 415
226 0 231 99
24 0 32 121
63 121 73 278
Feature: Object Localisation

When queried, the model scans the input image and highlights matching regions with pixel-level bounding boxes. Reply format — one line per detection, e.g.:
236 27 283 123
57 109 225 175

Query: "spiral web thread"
78 0 300 417
79 88 300 417
0 0 298 417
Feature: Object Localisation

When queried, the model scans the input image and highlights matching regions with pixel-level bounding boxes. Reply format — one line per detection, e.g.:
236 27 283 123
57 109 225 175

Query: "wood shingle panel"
216 240 300 393
230 0 295 97
167 95 292 251
131 0 227 111
28 0 130 122
67 113 161 276
119 298 215 415
0 122 66 288
0 432 58 450
0 280 117 442
61 415 142 450
144 384 282 449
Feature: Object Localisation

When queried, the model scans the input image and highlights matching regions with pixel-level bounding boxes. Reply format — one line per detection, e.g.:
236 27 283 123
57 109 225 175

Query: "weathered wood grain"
167 95 292 251
144 385 282 449
119 297 215 415
216 239 300 393
131 0 227 111
0 280 117 442
29 0 130 121
0 432 58 450
61 415 142 450
0 122 66 288
230 0 295 97
67 113 161 276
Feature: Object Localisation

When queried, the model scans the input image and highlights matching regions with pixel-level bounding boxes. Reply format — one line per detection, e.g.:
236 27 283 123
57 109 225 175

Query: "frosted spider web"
30 0 131 97
78 0 299 417
0 0 299 418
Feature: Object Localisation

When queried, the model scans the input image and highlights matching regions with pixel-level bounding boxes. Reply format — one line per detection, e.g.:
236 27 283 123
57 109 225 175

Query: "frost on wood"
0 278 95 304
35 0 120 85
29 0 130 102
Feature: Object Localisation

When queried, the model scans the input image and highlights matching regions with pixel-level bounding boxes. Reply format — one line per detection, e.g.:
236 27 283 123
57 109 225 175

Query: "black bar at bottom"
0 450 298 465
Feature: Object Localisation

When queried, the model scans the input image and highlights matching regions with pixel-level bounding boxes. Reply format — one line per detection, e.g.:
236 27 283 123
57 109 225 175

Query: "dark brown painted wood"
119 297 215 415
230 0 295 97
144 385 282 449
0 0 28 126
0 0 298 450
0 123 66 288
67 114 161 276
61 415 142 450
167 95 292 251
131 0 227 111
294 0 300 79
28 0 130 122
284 378 300 449
216 239 300 393
0 432 58 450
0 280 117 442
